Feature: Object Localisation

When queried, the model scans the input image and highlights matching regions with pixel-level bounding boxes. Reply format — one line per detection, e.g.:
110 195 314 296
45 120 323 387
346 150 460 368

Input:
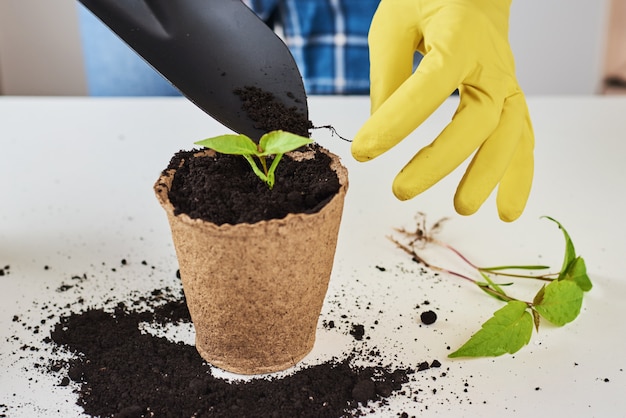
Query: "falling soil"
234 86 312 138
47 288 413 418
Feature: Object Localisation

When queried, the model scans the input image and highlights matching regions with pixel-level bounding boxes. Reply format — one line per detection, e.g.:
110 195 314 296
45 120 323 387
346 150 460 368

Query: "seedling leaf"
534 280 583 326
449 301 533 358
194 130 313 189
265 153 284 189
259 130 313 156
242 155 268 183
195 134 259 155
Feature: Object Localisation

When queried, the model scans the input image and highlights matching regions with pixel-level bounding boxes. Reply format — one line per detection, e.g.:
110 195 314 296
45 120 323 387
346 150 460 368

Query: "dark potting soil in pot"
165 145 341 225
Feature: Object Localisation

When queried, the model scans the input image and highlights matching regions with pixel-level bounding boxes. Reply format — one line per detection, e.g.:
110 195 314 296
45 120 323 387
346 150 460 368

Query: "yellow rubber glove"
351 0 534 222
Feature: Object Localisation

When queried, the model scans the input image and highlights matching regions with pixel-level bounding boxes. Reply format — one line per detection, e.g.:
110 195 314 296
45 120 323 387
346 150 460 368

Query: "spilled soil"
45 287 417 418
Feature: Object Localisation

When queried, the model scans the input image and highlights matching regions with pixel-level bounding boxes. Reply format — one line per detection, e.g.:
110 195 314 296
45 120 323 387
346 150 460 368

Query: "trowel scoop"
78 0 308 140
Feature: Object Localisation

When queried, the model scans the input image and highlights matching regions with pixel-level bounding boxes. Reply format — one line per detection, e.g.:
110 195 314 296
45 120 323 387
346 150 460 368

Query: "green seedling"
195 130 313 189
390 214 592 358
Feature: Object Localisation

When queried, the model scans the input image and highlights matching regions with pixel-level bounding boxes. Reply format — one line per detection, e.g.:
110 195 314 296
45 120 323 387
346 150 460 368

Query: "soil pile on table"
48 289 413 418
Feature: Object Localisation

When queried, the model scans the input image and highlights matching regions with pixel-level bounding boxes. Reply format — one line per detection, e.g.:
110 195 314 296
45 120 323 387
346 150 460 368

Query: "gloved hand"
351 0 534 222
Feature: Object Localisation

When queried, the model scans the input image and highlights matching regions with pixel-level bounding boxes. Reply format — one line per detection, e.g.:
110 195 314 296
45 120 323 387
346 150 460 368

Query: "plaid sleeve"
279 0 380 95
246 0 427 95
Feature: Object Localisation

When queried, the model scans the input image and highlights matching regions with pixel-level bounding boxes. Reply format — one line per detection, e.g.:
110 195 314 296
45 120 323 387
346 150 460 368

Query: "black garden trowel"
78 0 308 140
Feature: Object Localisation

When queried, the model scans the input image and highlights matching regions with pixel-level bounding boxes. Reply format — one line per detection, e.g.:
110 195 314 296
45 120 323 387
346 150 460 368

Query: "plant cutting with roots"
389 213 592 358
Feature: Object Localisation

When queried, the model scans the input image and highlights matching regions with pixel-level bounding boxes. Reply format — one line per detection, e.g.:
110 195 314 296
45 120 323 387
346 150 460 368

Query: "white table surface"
1 96 625 417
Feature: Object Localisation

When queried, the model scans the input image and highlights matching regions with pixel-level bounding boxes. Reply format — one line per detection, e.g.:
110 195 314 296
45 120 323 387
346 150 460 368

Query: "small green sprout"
195 130 313 189
390 214 592 358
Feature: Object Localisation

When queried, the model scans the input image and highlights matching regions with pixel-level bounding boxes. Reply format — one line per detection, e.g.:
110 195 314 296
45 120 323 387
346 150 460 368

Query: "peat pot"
154 148 348 374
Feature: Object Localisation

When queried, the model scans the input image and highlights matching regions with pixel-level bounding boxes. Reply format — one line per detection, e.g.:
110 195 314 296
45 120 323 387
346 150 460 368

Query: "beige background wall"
603 0 626 93
510 0 610 94
0 0 86 95
0 0 615 95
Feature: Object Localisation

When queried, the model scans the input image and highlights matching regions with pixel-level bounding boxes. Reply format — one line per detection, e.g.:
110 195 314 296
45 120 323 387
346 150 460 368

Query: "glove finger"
369 0 483 111
351 46 471 162
368 0 420 113
391 85 502 200
354 4 478 162
454 91 526 216
496 111 535 222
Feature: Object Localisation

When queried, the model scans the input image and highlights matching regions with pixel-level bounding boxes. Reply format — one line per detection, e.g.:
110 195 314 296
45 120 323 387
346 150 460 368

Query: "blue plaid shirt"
243 0 380 95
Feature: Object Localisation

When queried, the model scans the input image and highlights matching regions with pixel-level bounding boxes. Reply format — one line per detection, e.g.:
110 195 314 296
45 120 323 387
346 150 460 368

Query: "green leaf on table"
477 284 511 302
562 256 592 291
531 309 542 331
449 301 533 358
195 134 259 155
259 130 313 156
542 216 577 279
481 264 550 272
533 284 546 306
542 216 592 291
533 279 583 326
476 271 512 302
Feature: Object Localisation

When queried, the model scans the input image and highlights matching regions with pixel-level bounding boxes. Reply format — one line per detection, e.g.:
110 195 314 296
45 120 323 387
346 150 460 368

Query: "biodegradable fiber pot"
154 148 348 375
